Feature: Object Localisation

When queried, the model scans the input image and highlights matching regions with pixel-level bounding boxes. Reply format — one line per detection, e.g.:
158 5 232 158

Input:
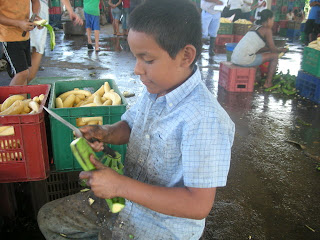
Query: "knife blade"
43 106 117 157
43 106 82 137
22 13 37 37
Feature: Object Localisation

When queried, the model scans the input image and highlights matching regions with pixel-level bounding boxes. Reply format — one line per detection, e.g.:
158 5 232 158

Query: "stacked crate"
273 0 305 37
215 23 234 54
297 47 320 104
287 21 301 42
49 0 62 28
233 22 252 43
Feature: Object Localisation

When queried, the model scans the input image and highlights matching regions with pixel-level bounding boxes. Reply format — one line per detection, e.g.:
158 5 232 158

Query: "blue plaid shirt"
112 67 235 240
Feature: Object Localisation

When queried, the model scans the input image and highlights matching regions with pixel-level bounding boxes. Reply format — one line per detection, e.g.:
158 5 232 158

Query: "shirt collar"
146 65 201 109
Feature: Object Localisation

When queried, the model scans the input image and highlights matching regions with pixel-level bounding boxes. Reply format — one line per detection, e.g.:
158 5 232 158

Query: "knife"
22 13 37 37
43 106 117 157
43 106 82 137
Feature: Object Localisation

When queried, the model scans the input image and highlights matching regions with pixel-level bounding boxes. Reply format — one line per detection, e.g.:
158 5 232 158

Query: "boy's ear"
179 44 196 68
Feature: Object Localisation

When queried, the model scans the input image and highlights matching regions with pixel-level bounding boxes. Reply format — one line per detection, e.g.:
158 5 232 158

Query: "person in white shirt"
228 0 244 21
241 0 253 20
252 0 267 21
201 0 227 56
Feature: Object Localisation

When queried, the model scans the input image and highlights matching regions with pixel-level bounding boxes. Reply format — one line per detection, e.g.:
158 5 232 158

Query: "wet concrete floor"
0 25 319 239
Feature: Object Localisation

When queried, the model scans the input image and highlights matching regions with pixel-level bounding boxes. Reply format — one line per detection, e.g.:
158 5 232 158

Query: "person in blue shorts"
84 0 105 51
37 1 235 239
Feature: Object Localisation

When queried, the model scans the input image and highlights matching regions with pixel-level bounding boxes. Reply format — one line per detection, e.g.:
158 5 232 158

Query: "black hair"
128 0 202 67
256 9 274 25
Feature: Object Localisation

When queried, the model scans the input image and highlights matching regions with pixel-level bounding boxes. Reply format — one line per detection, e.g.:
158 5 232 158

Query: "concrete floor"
0 24 319 239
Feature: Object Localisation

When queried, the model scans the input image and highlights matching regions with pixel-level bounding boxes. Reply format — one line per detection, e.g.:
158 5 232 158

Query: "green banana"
101 151 125 213
70 138 126 213
34 20 55 50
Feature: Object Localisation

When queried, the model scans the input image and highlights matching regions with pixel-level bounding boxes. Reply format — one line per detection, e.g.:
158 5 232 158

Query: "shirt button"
145 134 150 139
169 103 173 107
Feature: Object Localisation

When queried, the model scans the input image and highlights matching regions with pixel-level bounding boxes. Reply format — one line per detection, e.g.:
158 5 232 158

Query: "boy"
0 0 40 85
37 0 235 239
84 0 105 51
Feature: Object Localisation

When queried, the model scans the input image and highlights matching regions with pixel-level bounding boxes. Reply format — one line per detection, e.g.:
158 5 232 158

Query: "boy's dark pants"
37 190 116 240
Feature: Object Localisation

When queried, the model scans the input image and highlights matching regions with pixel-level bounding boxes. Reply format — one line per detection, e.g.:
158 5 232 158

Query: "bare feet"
263 82 273 89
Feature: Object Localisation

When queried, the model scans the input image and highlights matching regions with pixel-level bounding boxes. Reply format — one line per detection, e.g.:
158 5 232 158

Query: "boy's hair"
128 0 202 67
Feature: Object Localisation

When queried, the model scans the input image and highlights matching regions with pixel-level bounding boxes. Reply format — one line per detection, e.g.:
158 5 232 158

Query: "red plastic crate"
49 7 61 15
218 62 256 92
272 22 280 34
279 20 288 28
281 6 288 13
215 34 234 46
215 45 226 54
234 35 243 43
0 85 51 183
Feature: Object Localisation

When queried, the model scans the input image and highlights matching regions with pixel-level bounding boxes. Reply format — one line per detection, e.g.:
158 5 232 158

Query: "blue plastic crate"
286 29 300 42
296 71 320 104
225 43 237 51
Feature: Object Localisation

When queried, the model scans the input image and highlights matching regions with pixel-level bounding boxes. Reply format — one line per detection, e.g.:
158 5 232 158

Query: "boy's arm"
31 0 40 16
80 157 216 220
0 15 35 32
108 0 115 8
80 120 131 145
114 0 123 7
61 0 84 25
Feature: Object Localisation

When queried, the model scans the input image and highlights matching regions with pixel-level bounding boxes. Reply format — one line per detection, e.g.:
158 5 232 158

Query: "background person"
252 0 266 22
201 0 227 56
241 0 253 20
231 9 288 88
84 0 105 51
122 0 130 35
228 0 244 22
304 0 320 45
29 0 83 81
109 0 123 36
286 9 294 21
0 0 40 86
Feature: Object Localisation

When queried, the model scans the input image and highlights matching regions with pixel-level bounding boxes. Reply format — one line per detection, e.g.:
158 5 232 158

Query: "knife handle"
88 137 117 158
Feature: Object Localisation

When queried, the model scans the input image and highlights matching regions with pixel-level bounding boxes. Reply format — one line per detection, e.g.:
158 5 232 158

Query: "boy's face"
128 30 191 97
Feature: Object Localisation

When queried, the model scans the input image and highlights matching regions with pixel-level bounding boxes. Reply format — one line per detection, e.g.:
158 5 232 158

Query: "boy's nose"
134 60 144 75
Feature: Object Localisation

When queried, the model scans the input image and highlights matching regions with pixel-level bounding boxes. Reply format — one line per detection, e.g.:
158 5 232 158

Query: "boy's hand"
79 155 122 199
69 12 83 26
18 19 36 32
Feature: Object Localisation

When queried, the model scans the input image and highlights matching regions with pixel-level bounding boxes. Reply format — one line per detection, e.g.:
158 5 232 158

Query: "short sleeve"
181 111 235 188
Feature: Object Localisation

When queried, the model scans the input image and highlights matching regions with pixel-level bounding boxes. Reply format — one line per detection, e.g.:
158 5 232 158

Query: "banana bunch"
264 70 297 95
0 94 45 116
234 19 252 24
34 19 55 51
220 17 232 23
307 37 320 51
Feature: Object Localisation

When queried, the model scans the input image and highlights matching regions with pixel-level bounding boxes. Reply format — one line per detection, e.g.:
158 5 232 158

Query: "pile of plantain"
234 19 252 24
264 70 297 95
0 94 45 116
307 37 320 51
55 82 122 127
220 17 232 23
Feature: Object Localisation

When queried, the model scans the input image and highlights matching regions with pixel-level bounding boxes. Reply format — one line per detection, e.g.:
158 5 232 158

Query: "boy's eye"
145 60 154 64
